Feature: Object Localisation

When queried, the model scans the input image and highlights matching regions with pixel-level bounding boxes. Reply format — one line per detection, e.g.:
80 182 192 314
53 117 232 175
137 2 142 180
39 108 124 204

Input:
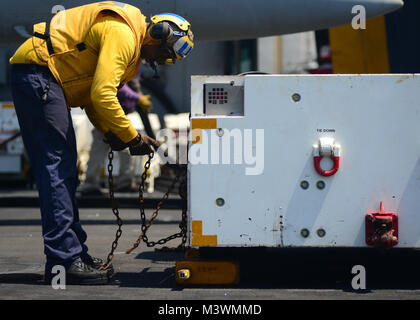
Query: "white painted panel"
189 74 420 248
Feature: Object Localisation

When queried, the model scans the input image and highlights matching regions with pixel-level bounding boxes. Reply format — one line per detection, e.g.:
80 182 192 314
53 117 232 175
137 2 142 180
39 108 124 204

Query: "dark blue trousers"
10 64 90 272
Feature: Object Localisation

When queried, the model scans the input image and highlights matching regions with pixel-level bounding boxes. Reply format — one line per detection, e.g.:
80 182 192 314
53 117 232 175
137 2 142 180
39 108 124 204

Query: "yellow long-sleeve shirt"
10 14 139 143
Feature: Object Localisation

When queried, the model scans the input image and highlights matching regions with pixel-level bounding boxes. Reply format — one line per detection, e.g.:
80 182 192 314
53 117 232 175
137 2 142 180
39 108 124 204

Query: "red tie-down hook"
365 202 398 250
313 137 340 177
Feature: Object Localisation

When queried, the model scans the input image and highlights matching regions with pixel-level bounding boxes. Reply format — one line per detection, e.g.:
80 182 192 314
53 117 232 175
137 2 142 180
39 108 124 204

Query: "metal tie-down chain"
126 150 188 252
100 150 123 270
101 149 187 270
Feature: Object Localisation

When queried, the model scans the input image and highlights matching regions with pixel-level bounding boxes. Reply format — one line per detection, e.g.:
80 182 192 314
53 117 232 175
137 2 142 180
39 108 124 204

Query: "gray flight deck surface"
0 191 420 300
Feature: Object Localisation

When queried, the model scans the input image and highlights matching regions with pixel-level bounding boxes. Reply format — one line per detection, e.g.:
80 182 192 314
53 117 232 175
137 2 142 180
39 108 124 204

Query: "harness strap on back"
33 21 55 55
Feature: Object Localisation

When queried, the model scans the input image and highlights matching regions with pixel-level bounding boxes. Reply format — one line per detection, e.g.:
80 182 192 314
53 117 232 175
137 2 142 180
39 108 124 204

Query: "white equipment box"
188 74 420 249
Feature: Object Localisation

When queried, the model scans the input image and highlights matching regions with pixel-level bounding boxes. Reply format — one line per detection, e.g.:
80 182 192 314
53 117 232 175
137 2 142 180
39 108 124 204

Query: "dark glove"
128 133 161 156
104 131 128 151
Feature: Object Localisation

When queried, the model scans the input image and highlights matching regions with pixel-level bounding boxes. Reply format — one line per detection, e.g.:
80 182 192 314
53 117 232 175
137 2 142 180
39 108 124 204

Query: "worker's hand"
128 133 160 156
104 131 128 151
137 95 153 113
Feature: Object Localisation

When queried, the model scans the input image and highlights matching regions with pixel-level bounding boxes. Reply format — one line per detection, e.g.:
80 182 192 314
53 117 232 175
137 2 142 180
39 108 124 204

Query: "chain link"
101 149 188 267
126 153 187 253
100 150 123 270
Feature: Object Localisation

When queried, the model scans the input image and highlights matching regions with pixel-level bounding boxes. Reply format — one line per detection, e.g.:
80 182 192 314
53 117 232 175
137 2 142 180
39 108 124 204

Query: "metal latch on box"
313 137 341 177
366 201 398 249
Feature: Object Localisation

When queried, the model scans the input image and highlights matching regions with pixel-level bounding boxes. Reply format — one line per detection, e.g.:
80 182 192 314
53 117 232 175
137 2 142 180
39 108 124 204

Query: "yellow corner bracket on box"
191 118 217 144
191 220 217 246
